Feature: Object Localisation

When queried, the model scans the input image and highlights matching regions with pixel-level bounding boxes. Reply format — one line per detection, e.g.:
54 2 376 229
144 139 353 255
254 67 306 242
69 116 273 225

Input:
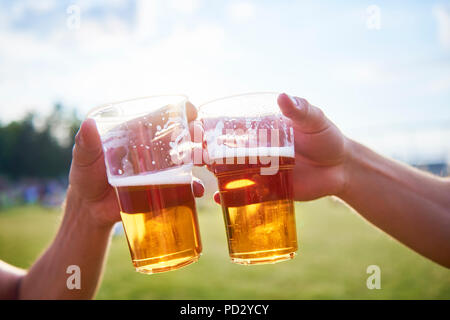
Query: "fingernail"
288 95 300 108
75 131 83 146
75 124 85 146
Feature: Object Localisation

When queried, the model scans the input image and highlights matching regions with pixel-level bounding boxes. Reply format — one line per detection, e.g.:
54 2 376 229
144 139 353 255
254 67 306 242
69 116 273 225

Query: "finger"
277 93 328 134
72 118 104 168
190 120 206 166
213 191 221 205
70 119 110 201
192 177 205 198
186 101 198 122
189 120 204 142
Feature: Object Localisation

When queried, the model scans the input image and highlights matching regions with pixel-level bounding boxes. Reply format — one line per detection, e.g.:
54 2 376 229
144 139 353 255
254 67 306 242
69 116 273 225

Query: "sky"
0 0 449 164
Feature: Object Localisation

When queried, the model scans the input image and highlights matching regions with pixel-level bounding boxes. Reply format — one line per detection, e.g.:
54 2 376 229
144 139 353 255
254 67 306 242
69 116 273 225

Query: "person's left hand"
68 103 205 228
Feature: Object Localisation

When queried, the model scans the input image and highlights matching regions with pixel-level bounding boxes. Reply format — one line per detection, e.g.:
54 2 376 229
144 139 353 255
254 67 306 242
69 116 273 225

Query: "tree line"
0 104 81 181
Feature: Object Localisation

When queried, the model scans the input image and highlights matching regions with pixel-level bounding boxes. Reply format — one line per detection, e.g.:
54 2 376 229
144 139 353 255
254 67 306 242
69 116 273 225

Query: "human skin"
0 104 205 299
1 95 448 299
214 93 450 268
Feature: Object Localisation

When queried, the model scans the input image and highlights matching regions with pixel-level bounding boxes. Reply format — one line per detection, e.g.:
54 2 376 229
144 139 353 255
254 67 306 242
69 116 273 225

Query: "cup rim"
87 94 188 118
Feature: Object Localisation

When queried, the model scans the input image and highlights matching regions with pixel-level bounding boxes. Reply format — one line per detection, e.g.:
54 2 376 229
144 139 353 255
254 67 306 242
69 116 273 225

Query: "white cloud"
71 14 132 53
359 127 450 164
228 2 255 22
433 5 450 49
135 0 159 39
426 74 450 93
170 0 201 14
0 0 449 164
0 28 62 63
0 10 228 121
331 62 397 86
74 0 128 10
11 0 58 19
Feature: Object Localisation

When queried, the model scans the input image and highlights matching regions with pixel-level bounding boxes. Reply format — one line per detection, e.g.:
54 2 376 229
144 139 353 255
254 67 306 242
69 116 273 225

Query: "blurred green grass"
0 198 449 299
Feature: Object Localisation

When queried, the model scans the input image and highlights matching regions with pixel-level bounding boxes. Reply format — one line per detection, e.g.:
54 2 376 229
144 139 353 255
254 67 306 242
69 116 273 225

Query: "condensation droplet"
152 160 155 165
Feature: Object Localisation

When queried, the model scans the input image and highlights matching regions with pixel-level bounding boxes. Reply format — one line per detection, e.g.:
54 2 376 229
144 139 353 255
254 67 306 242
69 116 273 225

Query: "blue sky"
0 0 449 163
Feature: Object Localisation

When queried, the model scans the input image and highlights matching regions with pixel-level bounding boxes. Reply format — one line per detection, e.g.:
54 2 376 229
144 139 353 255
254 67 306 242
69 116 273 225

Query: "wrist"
335 137 359 200
64 186 115 232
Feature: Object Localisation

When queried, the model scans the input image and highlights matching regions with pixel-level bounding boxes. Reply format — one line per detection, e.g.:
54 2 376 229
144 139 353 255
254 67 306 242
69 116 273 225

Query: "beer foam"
208 146 295 160
108 164 193 187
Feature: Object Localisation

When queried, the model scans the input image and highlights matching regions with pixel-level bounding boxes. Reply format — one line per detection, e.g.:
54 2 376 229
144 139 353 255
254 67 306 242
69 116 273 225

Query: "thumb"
277 93 328 134
70 118 110 201
213 191 221 205
192 177 205 198
72 118 104 168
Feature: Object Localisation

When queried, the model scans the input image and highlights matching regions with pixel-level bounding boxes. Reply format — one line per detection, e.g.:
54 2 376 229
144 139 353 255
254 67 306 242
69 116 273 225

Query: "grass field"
0 198 449 299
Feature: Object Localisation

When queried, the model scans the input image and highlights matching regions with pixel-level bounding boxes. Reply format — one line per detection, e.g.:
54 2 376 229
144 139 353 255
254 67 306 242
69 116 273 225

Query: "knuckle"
316 107 325 120
74 131 82 146
298 97 309 106
300 98 311 119
281 104 298 119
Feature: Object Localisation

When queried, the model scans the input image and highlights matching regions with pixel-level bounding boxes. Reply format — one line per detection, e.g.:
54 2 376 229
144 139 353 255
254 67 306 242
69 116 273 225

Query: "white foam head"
209 146 295 161
108 164 193 187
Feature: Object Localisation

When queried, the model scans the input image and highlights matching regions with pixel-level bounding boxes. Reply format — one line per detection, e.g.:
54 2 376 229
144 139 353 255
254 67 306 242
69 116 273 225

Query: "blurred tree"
0 104 81 180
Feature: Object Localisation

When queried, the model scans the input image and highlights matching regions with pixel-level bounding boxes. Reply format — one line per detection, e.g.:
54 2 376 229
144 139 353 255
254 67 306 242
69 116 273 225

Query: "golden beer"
199 93 298 265
211 155 297 264
89 95 202 274
115 181 202 273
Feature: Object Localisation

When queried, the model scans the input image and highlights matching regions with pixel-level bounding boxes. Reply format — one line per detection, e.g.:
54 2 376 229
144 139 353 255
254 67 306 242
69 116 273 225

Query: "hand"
276 93 348 201
68 103 205 229
212 93 348 204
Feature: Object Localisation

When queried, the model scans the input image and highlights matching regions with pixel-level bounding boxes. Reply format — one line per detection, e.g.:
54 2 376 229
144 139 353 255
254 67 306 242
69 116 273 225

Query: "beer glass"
199 93 297 265
88 95 202 274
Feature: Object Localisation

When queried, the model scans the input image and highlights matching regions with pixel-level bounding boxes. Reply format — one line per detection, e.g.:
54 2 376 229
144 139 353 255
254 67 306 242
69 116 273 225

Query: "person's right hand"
278 93 348 200
276 93 348 201
212 93 349 204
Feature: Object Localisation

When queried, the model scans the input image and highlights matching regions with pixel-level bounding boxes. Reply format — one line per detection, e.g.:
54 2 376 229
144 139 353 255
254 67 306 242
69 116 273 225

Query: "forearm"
18 188 114 299
338 139 450 268
0 261 26 299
